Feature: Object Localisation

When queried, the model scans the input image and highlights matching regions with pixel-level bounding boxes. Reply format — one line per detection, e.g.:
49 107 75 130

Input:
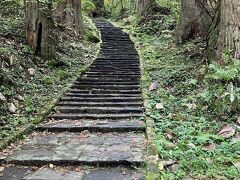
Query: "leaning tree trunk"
136 0 155 15
216 0 240 62
26 0 56 60
56 0 84 34
178 0 210 42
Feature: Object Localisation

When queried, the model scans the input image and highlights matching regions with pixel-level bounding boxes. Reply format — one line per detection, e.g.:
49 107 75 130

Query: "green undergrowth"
115 5 240 179
0 3 100 145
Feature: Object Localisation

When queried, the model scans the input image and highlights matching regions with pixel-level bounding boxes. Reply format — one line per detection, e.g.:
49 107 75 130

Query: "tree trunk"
92 0 105 17
56 0 84 34
178 0 209 42
26 0 56 60
136 0 154 15
216 0 240 61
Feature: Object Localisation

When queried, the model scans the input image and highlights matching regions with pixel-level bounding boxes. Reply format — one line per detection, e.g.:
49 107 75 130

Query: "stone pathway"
0 20 146 179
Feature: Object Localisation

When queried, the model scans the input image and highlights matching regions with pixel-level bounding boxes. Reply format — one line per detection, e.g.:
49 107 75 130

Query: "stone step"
93 59 139 63
100 48 137 51
65 92 142 98
87 69 140 74
6 132 145 166
87 68 140 72
71 85 141 90
74 81 139 86
81 75 140 81
65 93 141 97
101 43 134 46
61 96 142 102
68 89 141 94
101 43 135 46
95 57 139 60
95 58 139 61
99 51 138 57
84 72 140 76
99 56 139 59
93 62 139 65
101 35 129 38
37 119 145 133
94 60 139 63
90 66 140 70
101 34 129 37
100 47 135 50
101 46 135 49
57 101 142 107
102 38 132 42
100 47 136 50
49 113 143 120
101 41 133 44
102 40 133 43
78 77 140 82
54 106 143 114
93 61 140 65
101 38 133 41
0 167 144 180
100 50 137 54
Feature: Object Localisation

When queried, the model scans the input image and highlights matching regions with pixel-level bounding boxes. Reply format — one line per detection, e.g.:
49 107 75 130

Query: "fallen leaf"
9 55 14 65
9 103 16 113
217 125 235 138
28 68 36 76
144 100 149 107
156 103 164 110
161 160 177 167
0 166 4 176
187 143 196 149
186 103 197 110
202 143 216 151
232 161 240 170
165 132 175 140
236 118 240 126
16 95 24 101
158 162 164 171
149 81 159 91
0 93 6 102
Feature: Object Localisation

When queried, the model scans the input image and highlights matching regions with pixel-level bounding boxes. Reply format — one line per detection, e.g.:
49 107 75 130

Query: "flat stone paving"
23 168 84 180
37 119 145 132
0 167 145 180
1 19 146 179
7 132 144 166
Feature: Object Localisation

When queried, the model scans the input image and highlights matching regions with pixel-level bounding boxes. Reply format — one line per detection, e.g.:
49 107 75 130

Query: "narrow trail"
1 20 146 179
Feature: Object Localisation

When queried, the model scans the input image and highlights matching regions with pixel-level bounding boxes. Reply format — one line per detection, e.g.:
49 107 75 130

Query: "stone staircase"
1 20 146 180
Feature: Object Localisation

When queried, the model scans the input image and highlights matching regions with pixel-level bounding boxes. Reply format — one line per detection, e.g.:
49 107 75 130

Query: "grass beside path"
116 11 240 179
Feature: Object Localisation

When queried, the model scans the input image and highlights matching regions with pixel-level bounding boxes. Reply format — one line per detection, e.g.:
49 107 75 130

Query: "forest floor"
115 5 240 179
0 3 100 148
0 1 239 179
0 20 145 180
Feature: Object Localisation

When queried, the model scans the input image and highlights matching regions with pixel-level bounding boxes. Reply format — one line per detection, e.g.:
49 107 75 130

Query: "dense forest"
0 0 240 179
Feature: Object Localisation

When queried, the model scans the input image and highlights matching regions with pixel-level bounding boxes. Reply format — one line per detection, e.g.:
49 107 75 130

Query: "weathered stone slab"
7 132 145 166
49 113 143 120
82 169 145 180
37 119 145 132
0 166 33 180
23 168 83 180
